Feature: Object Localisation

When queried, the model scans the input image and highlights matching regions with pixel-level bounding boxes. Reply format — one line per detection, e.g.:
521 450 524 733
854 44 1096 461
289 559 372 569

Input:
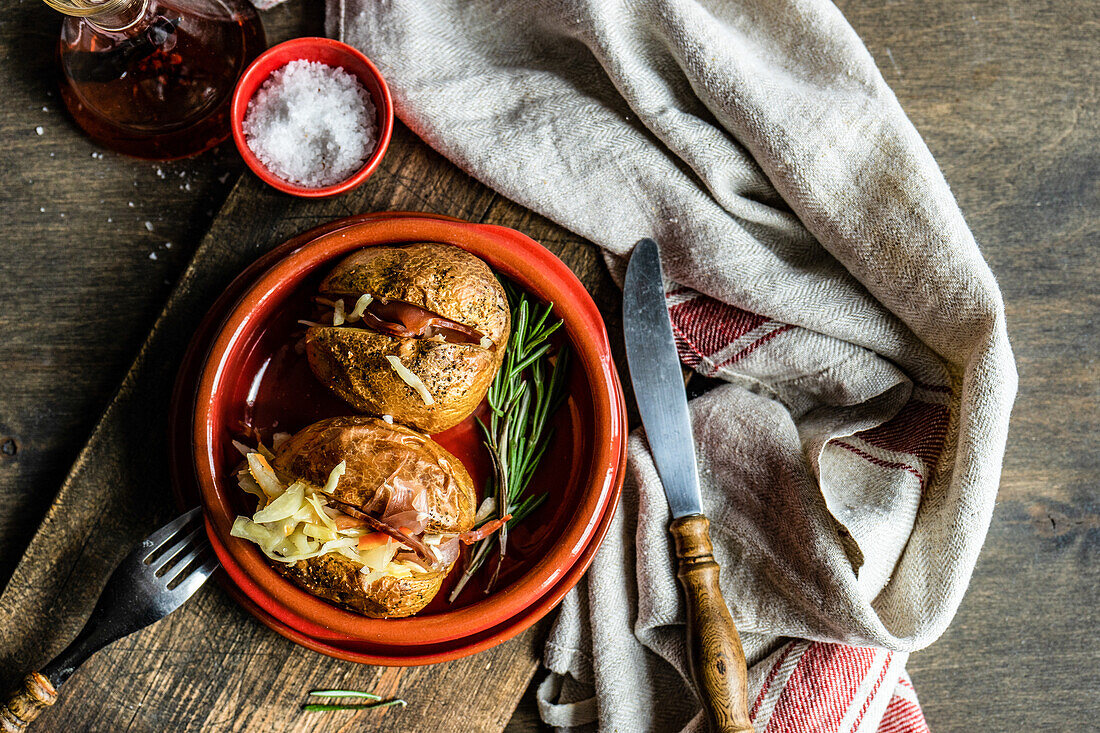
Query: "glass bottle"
44 0 266 160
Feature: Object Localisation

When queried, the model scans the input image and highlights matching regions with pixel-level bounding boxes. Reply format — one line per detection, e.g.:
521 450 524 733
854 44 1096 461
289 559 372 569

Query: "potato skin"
270 416 475 618
271 552 446 618
306 243 510 434
306 328 497 435
320 243 509 345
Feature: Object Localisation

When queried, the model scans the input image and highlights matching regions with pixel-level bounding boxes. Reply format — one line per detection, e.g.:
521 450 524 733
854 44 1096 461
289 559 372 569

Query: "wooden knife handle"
670 515 754 733
0 673 57 732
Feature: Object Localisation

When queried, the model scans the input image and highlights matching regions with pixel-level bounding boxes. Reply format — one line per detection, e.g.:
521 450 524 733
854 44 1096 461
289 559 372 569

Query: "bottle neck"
42 0 149 32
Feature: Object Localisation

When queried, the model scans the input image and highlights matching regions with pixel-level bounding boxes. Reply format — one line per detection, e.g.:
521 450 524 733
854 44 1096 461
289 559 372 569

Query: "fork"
0 507 219 732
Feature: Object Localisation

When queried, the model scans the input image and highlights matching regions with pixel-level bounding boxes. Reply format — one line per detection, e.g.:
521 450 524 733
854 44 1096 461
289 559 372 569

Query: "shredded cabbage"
237 471 265 501
332 298 346 326
303 522 338 542
359 537 397 571
479 336 493 349
252 481 304 522
247 453 282 498
474 497 496 524
232 447 439 579
387 563 414 579
306 494 336 531
347 293 373 321
230 517 282 553
321 460 346 494
384 355 435 405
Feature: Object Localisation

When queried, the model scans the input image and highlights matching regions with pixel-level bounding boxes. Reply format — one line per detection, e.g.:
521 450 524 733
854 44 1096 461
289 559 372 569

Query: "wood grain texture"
0 0 325 592
670 515 753 733
0 673 56 733
0 0 1095 731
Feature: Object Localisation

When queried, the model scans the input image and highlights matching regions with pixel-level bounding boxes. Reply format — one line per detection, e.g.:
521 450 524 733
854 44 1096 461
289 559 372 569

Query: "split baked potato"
304 243 510 434
230 416 476 618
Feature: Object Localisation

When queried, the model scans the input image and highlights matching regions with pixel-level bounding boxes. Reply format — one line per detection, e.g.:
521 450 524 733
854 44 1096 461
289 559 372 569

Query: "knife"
623 238 754 733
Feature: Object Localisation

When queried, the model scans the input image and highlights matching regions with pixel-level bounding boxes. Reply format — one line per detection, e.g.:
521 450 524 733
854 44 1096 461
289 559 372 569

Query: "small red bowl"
186 214 625 652
230 37 394 198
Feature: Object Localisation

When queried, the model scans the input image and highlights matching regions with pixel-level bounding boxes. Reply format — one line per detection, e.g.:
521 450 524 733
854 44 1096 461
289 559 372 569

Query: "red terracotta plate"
180 213 625 649
188 393 623 665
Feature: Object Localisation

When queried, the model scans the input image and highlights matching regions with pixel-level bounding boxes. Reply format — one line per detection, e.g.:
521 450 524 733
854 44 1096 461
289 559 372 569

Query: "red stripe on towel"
848 653 894 732
855 400 950 469
876 689 929 733
832 441 926 488
767 643 876 733
716 323 796 367
668 293 769 362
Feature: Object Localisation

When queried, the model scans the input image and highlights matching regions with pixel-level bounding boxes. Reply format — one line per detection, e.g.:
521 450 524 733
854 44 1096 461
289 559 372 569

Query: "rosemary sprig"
448 282 570 601
302 689 406 712
302 700 407 712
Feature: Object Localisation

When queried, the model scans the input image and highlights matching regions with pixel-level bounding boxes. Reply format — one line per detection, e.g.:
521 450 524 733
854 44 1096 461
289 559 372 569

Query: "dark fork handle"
0 673 56 732
0 588 120 732
671 515 754 733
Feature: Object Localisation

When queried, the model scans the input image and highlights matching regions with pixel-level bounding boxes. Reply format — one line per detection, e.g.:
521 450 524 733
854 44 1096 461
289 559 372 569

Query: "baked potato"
304 243 510 433
230 416 477 618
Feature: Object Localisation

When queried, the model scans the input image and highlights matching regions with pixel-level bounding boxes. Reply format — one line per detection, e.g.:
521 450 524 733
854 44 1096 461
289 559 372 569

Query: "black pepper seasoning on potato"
305 243 510 433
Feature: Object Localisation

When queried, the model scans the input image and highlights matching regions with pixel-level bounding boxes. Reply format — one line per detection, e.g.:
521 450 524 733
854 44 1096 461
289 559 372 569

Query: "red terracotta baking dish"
230 37 394 197
186 214 625 650
191 404 624 665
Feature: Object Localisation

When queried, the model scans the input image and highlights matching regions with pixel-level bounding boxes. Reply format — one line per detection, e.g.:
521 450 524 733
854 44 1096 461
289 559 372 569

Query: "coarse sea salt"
243 60 376 189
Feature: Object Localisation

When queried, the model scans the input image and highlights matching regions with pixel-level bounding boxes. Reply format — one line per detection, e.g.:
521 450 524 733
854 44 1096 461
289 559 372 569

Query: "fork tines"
138 507 218 591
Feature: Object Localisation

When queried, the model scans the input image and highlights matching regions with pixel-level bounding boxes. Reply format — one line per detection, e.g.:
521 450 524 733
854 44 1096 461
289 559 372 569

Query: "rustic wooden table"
0 0 1095 731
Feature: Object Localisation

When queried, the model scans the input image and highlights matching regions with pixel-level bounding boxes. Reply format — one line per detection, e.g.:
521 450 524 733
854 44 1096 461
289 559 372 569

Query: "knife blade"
622 237 701 518
623 238 754 733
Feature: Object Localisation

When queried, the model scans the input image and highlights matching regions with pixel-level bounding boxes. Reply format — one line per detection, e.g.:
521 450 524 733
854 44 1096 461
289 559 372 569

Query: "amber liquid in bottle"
56 0 265 160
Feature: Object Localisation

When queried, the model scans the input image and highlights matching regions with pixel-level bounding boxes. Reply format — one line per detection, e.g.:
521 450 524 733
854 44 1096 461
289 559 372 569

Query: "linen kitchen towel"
322 0 1016 730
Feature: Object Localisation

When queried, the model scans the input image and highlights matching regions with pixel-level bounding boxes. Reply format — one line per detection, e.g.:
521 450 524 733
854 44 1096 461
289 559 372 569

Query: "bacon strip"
332 501 436 563
458 514 513 545
358 298 485 345
334 513 369 531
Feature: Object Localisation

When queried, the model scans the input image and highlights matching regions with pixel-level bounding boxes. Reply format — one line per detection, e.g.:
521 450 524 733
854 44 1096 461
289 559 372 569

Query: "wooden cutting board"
0 119 618 732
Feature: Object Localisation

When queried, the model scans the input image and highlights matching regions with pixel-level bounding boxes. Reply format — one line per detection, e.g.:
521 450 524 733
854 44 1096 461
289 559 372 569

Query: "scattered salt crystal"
382 414 394 424
39 207 44 213
144 221 154 231
155 168 165 178
218 172 230 184
128 201 134 207
107 217 112 223
35 126 43 135
149 252 158 260
164 242 172 249
242 60 376 188
42 106 47 112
